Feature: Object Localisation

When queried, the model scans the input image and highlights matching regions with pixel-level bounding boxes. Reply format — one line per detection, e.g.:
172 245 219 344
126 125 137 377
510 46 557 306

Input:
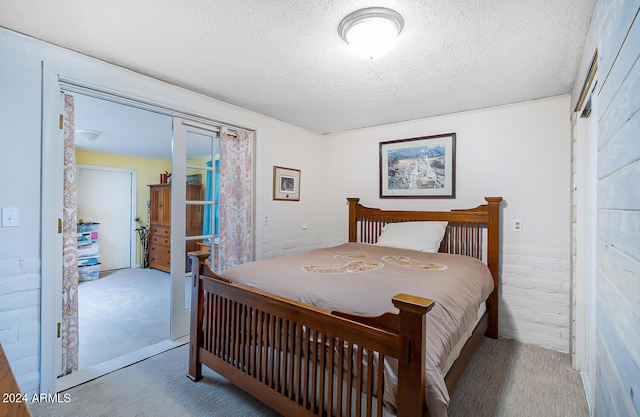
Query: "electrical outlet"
513 219 522 232
264 215 269 225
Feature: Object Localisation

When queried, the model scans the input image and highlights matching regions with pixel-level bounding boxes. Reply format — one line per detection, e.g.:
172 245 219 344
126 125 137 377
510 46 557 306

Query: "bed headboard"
347 197 502 337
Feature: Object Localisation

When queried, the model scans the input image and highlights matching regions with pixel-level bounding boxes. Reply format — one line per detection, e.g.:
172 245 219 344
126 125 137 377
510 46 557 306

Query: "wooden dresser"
148 183 203 272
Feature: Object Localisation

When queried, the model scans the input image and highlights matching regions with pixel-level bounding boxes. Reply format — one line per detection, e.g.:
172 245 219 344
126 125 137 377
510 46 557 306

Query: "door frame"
570 50 598 414
77 165 138 269
40 73 65 394
40 63 256 394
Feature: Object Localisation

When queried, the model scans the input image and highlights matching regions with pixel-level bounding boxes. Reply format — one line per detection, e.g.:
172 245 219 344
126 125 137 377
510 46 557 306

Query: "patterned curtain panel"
61 93 79 375
218 127 253 270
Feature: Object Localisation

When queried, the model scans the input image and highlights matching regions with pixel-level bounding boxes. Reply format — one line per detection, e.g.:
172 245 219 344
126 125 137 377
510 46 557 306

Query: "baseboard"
580 370 593 416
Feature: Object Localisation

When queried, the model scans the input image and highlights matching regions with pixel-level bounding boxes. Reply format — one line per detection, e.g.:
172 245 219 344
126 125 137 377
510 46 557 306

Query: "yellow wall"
76 150 171 229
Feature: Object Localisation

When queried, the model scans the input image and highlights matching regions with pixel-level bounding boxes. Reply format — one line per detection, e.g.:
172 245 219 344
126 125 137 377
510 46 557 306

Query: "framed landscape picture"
379 133 456 198
273 166 300 201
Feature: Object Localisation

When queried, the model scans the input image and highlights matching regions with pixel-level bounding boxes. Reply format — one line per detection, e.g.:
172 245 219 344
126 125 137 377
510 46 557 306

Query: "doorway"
39 67 252 394
55 92 178 391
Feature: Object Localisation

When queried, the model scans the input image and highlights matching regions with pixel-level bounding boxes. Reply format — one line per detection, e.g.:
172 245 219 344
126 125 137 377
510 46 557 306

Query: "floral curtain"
61 93 79 375
218 127 253 270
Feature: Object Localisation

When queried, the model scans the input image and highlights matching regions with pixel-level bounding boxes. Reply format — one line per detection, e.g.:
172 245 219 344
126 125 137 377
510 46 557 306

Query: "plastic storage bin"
77 222 101 281
78 255 100 266
78 263 101 281
77 241 100 258
77 222 99 233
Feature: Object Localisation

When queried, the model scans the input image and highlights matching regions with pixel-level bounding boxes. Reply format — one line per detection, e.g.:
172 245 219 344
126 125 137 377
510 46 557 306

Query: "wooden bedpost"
347 197 360 242
187 251 209 382
484 197 502 339
392 293 435 417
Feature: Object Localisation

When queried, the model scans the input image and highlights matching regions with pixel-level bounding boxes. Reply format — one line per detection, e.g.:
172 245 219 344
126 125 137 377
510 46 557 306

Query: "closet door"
170 117 218 340
77 166 135 271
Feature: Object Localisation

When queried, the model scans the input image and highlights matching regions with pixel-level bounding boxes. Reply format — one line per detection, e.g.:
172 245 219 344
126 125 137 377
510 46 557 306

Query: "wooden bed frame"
188 197 502 417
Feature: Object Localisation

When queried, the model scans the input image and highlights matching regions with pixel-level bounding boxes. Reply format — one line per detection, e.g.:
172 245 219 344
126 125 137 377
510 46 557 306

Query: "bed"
188 197 502 417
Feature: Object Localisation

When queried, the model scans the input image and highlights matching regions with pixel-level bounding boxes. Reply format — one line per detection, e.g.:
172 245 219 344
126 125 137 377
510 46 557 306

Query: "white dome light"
339 7 404 60
75 129 101 142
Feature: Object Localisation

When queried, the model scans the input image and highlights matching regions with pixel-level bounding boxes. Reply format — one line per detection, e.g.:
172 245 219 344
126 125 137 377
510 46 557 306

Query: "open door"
170 118 219 340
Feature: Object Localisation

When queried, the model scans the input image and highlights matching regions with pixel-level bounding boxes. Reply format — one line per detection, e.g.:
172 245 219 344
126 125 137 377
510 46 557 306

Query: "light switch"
2 207 20 227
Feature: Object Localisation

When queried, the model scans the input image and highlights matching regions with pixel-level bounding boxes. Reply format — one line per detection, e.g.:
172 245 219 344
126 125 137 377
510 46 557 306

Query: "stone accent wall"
500 245 571 352
0 258 41 395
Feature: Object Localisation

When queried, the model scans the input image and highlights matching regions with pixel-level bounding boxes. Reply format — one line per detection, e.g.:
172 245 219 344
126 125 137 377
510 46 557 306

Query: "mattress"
442 302 486 376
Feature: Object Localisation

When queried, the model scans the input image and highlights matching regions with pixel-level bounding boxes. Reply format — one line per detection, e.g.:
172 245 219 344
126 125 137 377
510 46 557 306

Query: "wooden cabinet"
149 184 172 226
148 183 203 272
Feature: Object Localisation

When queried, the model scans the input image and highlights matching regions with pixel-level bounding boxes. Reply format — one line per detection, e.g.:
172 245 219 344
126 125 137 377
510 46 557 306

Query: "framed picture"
186 174 202 184
379 133 456 198
273 166 301 201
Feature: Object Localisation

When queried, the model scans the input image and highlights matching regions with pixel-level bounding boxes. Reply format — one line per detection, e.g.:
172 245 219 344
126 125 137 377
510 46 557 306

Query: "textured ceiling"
0 0 595 134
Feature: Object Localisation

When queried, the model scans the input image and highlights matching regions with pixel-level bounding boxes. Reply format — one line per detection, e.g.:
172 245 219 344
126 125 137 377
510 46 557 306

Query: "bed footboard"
188 252 434 417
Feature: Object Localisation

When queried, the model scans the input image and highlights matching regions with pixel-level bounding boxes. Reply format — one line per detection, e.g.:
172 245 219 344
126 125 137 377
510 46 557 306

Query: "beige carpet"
29 337 588 417
30 344 281 417
448 337 589 417
79 267 170 368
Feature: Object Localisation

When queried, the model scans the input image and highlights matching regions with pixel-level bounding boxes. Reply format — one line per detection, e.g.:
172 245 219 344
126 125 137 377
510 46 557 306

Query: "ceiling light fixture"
75 129 101 142
339 7 404 60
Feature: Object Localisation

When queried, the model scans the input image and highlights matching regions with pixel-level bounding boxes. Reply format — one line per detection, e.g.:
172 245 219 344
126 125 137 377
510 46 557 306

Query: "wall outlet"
264 215 269 225
513 219 522 232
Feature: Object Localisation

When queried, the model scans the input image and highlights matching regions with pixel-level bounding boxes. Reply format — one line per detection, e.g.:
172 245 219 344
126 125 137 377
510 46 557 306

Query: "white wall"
258 129 330 259
0 29 45 396
0 27 325 395
322 96 573 351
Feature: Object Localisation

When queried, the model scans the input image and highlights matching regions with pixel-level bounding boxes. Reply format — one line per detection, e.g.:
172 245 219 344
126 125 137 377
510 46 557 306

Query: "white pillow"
374 221 448 253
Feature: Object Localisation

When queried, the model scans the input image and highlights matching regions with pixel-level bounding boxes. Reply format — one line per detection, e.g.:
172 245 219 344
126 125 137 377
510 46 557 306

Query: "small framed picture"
273 166 301 201
186 174 202 184
380 133 456 198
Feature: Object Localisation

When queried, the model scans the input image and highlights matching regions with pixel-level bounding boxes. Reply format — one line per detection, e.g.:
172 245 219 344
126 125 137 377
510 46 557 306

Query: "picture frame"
186 174 202 184
273 166 301 201
379 133 456 198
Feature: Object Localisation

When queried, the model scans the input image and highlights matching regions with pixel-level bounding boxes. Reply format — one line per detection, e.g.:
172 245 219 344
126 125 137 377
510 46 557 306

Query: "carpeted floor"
29 337 589 417
79 268 170 368
447 337 589 417
30 344 281 417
